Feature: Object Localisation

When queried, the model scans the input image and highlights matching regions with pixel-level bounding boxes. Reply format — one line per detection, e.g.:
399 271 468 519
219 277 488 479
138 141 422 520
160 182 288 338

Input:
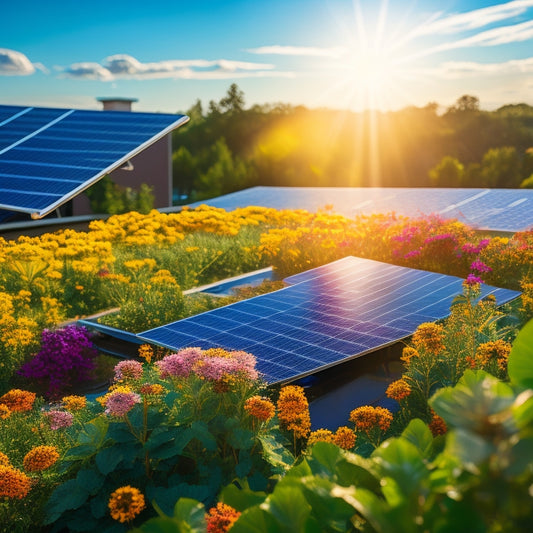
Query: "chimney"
96 97 138 111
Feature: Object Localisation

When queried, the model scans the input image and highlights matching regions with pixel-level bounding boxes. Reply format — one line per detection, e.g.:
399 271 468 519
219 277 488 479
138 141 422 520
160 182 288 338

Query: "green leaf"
64 444 97 461
512 390 533 429
236 450 253 478
445 428 495 467
95 445 127 475
508 319 533 389
401 419 435 459
45 479 90 524
190 421 217 451
173 498 206 531
145 426 190 459
258 434 294 473
505 437 533 476
76 468 104 494
430 370 514 431
78 416 109 446
220 482 267 511
262 486 312 532
230 506 279 533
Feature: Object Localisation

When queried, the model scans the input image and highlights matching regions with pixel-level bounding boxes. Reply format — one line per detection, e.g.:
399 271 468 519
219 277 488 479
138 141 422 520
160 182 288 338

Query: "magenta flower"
43 410 74 430
114 360 144 382
155 347 203 379
104 392 141 417
470 260 492 273
465 274 484 286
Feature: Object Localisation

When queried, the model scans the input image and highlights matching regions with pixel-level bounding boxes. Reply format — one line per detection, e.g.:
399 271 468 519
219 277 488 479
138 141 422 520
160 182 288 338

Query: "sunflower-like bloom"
386 379 411 402
277 385 311 439
349 406 393 433
23 445 60 472
108 486 146 523
0 389 36 412
61 395 87 412
333 426 357 450
0 465 32 499
412 323 445 355
206 502 241 533
244 395 276 422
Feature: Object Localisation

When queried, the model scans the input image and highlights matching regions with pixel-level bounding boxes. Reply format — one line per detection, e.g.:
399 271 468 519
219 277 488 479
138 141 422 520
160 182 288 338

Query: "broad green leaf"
236 450 253 478
505 437 533 476
190 421 217 451
258 434 294 473
145 426 189 459
261 486 312 532
76 468 104 494
508 319 533 389
78 416 109 446
230 506 280 533
512 390 533 429
445 428 495 467
45 479 90 524
430 370 514 430
220 482 267 510
173 498 207 532
63 444 97 461
95 445 127 475
401 419 435 459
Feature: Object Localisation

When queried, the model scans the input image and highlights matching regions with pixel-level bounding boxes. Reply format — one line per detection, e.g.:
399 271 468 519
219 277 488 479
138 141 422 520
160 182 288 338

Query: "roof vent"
96 97 138 112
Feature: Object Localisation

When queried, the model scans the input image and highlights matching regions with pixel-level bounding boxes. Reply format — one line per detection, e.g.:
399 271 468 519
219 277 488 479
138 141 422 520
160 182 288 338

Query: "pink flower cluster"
105 392 142 417
114 360 144 382
43 409 74 430
465 273 484 286
470 260 492 273
156 347 258 382
461 239 490 255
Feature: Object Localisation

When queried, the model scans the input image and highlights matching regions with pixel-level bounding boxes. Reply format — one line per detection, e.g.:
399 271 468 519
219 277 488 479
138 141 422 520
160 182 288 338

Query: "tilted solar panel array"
139 257 520 384
0 104 188 218
188 186 533 232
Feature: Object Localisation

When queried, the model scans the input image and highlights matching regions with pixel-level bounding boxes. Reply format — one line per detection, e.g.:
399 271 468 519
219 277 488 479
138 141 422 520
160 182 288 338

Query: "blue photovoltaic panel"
139 257 520 384
187 186 533 233
0 104 189 218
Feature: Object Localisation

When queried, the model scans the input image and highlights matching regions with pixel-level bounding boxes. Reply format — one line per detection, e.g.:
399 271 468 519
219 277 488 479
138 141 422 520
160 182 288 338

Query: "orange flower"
206 502 241 533
307 429 335 446
0 404 11 420
401 346 419 364
23 445 60 472
277 385 311 439
0 465 31 499
386 379 411 402
349 406 393 433
474 340 512 371
139 383 165 395
429 411 447 436
244 396 276 422
333 426 357 450
412 323 445 355
0 389 36 412
62 395 87 412
138 344 153 364
0 452 10 467
108 486 146 523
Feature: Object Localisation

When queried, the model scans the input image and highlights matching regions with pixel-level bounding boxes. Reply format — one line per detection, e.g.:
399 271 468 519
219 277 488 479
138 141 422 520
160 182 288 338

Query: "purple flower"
470 260 492 273
43 410 74 430
424 233 457 244
465 274 484 286
114 360 143 382
104 392 141 417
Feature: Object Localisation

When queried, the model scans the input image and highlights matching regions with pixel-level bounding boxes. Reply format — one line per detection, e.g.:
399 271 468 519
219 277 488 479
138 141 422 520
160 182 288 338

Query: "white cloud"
414 0 533 35
60 54 279 80
0 48 35 76
246 45 347 58
426 56 533 78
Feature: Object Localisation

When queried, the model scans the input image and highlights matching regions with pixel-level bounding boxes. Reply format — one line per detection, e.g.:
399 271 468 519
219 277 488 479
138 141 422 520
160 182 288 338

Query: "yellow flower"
0 452 10 467
386 379 411 402
277 385 311 439
108 486 146 523
23 445 60 472
244 396 276 422
412 322 445 355
206 502 241 533
0 404 11 419
62 395 87 411
0 389 36 412
138 344 153 364
307 429 335 446
349 406 393 433
400 346 419 364
333 426 357 450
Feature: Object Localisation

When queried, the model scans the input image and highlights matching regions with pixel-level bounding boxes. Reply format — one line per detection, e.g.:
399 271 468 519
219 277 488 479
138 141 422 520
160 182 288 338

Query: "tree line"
172 85 533 202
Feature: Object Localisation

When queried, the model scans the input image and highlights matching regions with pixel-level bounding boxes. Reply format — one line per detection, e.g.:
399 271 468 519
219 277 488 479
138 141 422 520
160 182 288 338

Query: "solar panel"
188 186 533 233
139 257 520 384
0 104 189 218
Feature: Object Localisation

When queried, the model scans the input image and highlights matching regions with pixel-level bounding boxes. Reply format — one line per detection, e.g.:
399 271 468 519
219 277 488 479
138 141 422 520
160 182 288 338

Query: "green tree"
428 156 465 187
479 146 522 188
173 146 197 201
219 83 245 114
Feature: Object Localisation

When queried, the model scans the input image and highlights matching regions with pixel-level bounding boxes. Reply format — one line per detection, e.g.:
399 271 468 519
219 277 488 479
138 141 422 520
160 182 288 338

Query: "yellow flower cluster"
0 464 32 499
0 389 36 413
386 379 412 402
244 395 276 422
307 426 356 450
400 346 420 365
96 385 132 407
277 385 311 439
108 485 146 523
474 340 512 371
0 451 10 466
412 322 445 355
349 406 393 433
23 445 60 472
138 344 153 364
62 395 87 412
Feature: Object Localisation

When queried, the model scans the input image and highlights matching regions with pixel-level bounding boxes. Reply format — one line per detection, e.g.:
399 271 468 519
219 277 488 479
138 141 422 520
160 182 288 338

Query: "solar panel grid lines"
0 104 189 218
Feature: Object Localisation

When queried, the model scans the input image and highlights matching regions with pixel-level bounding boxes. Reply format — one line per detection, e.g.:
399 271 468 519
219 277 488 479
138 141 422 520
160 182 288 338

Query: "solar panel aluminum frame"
0 106 189 219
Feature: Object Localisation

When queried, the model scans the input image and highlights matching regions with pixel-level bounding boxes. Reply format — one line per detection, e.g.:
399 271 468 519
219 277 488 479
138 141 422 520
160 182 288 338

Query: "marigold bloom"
0 465 31 499
244 395 276 422
114 359 144 382
23 445 59 472
0 389 36 412
307 429 335 446
386 379 412 402
43 410 74 430
349 406 393 433
277 385 311 439
0 404 11 420
412 323 445 355
429 412 447 436
334 426 357 450
206 502 241 533
138 344 153 364
108 486 146 523
104 391 141 417
62 395 87 412
0 452 10 467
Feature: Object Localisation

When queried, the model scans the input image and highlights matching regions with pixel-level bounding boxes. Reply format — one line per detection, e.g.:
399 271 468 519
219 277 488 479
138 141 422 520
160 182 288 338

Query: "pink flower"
195 351 259 382
470 260 492 273
114 360 144 382
104 392 141 417
43 410 74 430
155 348 203 379
465 274 484 286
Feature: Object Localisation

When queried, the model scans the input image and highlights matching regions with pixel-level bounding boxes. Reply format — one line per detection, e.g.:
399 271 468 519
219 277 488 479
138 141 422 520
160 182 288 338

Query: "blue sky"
1 0 533 114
